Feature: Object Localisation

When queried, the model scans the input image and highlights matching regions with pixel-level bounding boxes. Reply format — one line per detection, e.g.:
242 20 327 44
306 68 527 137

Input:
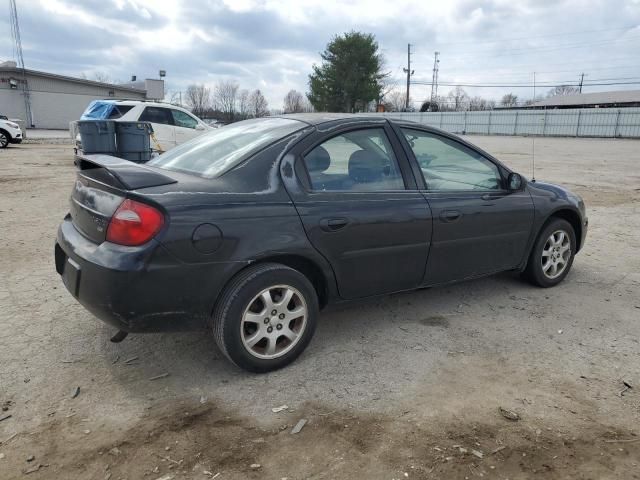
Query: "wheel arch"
546 208 583 252
0 128 11 140
215 254 332 314
250 254 330 309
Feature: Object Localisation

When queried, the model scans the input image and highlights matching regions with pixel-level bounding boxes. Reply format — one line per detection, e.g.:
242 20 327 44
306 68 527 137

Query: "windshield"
147 117 305 178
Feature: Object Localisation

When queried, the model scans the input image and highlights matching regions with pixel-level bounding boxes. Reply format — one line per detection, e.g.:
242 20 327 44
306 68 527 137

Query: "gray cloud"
0 0 638 110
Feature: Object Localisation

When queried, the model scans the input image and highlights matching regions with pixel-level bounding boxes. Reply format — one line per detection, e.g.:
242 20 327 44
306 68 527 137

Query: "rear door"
284 121 433 300
138 106 176 152
396 126 534 285
171 109 203 145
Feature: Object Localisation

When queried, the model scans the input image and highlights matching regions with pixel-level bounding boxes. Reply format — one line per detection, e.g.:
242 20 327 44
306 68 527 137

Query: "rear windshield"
80 101 133 120
147 118 305 178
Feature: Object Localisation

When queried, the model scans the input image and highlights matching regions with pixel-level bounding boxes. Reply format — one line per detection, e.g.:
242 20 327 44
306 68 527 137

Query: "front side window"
303 128 404 192
402 128 502 191
172 109 198 129
139 107 174 125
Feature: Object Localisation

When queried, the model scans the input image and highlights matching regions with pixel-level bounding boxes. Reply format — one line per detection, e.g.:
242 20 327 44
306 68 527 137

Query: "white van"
71 100 212 154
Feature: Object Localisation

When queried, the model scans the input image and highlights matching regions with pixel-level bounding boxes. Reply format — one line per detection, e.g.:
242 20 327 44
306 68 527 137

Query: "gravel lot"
1 136 639 479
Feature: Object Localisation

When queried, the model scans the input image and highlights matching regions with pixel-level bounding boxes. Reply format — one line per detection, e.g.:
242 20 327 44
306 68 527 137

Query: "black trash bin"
77 120 117 155
115 122 153 163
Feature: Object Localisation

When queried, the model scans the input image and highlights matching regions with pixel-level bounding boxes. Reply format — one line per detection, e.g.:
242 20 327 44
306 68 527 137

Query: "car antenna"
531 71 537 182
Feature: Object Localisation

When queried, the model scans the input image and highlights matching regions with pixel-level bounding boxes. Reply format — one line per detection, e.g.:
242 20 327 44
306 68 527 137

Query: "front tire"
0 130 9 148
212 263 319 373
524 218 576 287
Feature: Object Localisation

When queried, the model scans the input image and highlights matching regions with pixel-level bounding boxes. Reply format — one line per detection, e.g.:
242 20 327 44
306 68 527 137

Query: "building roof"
0 64 146 94
531 89 640 107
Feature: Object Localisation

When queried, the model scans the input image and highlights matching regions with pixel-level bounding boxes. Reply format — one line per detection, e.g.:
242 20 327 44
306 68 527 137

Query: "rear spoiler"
77 154 177 190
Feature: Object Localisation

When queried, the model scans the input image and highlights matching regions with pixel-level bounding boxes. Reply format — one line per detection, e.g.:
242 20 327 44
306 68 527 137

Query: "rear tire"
212 263 319 373
524 218 576 288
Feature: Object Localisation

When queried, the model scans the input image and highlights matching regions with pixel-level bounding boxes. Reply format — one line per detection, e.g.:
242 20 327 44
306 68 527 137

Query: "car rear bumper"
55 215 233 333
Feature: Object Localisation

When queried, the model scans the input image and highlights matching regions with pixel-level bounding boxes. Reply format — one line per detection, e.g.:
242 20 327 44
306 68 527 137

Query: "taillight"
106 199 164 246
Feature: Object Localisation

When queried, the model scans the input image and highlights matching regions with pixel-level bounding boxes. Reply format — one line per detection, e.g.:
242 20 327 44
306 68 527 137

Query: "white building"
0 61 164 129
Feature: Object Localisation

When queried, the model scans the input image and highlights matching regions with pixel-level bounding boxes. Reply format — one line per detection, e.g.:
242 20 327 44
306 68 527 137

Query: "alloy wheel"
541 229 571 279
0 132 8 148
241 285 308 359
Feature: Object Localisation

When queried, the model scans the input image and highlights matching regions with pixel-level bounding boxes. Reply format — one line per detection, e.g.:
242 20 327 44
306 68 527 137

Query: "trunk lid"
70 154 176 243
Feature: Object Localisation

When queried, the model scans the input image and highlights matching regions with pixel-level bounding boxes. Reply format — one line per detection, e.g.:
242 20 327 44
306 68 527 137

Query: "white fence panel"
372 107 640 138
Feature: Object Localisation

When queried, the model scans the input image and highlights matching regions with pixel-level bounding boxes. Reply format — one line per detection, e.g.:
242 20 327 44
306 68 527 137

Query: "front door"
397 127 534 285
171 109 202 145
286 124 433 299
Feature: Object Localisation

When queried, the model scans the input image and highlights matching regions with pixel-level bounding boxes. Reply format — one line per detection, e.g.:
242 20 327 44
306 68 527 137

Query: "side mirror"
196 124 206 131
507 172 524 191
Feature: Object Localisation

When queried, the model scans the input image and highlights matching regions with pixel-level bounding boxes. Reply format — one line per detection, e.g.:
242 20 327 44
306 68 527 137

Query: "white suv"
72 100 212 154
0 117 23 148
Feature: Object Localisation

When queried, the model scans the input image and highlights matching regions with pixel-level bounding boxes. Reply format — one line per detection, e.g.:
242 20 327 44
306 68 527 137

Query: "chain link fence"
374 107 640 138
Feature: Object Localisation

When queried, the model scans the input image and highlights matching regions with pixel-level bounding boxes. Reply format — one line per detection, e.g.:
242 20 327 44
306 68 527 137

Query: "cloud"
0 0 638 110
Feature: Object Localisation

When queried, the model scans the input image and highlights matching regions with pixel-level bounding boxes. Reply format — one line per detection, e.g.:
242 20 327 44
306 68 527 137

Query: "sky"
1 0 639 110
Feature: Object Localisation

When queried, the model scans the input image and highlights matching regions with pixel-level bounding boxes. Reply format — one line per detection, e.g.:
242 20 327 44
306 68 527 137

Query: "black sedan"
55 114 588 372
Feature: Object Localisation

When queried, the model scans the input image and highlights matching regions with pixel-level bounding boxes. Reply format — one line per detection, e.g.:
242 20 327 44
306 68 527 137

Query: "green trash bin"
115 122 153 163
77 120 117 155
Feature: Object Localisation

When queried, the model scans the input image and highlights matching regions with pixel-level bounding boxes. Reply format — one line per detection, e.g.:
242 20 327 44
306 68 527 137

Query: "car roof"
277 113 390 126
106 99 182 109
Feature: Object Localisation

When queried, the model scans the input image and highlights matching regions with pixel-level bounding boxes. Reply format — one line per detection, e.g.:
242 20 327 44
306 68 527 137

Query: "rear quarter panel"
137 132 338 316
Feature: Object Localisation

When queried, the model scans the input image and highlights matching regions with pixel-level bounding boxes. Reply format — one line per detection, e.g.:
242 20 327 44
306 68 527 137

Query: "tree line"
173 82 314 123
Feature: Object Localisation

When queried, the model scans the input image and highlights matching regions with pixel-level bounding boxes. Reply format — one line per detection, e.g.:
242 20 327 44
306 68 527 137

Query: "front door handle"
481 193 503 201
439 210 462 223
320 217 350 232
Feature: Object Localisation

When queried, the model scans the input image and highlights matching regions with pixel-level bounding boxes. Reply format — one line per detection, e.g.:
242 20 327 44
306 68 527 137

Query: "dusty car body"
55 114 587 371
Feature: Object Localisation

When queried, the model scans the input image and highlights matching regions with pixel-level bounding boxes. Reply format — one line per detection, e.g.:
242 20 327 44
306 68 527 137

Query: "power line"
410 81 640 88
411 76 640 86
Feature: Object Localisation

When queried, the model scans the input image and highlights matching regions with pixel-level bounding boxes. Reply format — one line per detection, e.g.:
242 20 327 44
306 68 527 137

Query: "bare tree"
447 86 470 111
214 80 239 122
283 90 305 113
238 89 251 119
501 93 519 108
385 89 407 112
248 89 269 118
81 71 115 84
299 96 314 113
547 85 579 97
185 84 212 118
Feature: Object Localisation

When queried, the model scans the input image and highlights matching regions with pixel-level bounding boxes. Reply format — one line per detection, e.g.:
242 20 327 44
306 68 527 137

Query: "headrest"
306 146 330 172
348 150 385 183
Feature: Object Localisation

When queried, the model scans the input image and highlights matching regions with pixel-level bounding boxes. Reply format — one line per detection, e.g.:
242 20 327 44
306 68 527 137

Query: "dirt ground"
1 136 639 479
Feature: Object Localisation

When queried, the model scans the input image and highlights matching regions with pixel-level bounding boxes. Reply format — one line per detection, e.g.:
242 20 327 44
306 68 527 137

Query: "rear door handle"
439 210 462 223
320 217 350 232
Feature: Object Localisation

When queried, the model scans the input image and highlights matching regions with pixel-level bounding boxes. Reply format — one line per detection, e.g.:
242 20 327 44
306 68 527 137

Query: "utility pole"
578 73 585 93
9 0 33 127
430 51 440 110
402 44 414 111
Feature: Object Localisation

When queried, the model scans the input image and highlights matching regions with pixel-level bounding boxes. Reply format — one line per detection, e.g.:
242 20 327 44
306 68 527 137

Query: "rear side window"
107 105 134 119
302 128 405 192
139 107 174 125
148 118 305 178
171 109 198 129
